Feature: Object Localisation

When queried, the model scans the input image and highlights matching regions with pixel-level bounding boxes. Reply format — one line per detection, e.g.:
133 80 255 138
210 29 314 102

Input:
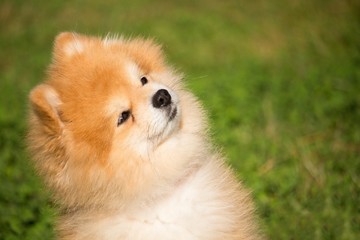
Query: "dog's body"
28 32 261 240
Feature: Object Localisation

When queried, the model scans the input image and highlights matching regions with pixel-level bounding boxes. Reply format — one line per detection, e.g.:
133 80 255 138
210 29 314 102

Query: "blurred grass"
0 0 359 239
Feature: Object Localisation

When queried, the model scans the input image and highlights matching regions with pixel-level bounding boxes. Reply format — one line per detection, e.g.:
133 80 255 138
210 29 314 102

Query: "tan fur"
27 32 262 239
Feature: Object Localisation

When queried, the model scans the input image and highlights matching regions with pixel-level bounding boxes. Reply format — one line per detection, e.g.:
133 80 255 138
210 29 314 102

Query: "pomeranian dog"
27 32 261 240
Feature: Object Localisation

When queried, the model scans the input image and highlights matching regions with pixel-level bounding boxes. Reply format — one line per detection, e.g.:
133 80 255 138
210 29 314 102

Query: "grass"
0 0 359 239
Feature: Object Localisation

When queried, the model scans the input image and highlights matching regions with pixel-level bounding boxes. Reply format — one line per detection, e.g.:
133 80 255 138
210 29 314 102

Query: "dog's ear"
53 32 88 60
29 84 63 135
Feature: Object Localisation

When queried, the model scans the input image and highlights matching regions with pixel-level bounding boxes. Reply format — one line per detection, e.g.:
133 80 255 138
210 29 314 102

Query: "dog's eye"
117 111 130 126
140 76 148 86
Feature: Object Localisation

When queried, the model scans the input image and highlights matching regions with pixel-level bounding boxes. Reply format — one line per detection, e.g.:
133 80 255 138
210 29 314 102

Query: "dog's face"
28 33 205 206
35 33 182 152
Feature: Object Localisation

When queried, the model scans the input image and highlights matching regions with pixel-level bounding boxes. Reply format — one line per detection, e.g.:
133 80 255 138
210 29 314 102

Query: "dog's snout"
152 89 171 108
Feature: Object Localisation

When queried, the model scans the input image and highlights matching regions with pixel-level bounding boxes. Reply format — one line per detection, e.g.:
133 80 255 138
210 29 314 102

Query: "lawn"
0 0 359 239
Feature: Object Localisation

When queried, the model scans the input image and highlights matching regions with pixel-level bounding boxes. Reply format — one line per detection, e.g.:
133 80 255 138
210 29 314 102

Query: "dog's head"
28 33 205 207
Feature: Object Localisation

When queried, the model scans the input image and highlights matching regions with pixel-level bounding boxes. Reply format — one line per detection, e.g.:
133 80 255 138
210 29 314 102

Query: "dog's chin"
150 104 181 146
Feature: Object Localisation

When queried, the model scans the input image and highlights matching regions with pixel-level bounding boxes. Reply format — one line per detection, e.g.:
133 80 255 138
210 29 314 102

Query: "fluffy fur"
27 32 262 240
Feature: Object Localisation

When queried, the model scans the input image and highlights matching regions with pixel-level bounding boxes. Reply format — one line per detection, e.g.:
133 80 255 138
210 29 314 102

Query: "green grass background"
0 0 359 239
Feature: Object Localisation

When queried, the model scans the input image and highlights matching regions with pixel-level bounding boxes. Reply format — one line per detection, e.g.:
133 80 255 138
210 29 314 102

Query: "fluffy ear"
53 32 87 60
29 84 63 135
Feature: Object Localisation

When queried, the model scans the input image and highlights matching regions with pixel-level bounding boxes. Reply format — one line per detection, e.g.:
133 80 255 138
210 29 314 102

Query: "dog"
27 32 262 239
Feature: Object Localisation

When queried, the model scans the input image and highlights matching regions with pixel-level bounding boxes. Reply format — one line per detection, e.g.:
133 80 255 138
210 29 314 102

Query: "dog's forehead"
88 50 144 86
125 61 143 82
102 60 144 91
51 39 164 105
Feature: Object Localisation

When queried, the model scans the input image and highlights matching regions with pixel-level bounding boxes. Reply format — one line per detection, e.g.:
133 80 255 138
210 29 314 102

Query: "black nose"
152 89 171 108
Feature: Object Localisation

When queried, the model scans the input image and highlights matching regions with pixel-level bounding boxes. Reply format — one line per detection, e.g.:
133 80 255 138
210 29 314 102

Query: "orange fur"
27 32 262 239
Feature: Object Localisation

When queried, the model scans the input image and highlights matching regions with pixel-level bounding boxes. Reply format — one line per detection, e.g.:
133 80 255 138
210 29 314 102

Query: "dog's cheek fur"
27 67 116 209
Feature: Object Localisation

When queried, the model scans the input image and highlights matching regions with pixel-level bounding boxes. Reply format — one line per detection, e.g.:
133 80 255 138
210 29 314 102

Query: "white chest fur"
75 159 250 240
